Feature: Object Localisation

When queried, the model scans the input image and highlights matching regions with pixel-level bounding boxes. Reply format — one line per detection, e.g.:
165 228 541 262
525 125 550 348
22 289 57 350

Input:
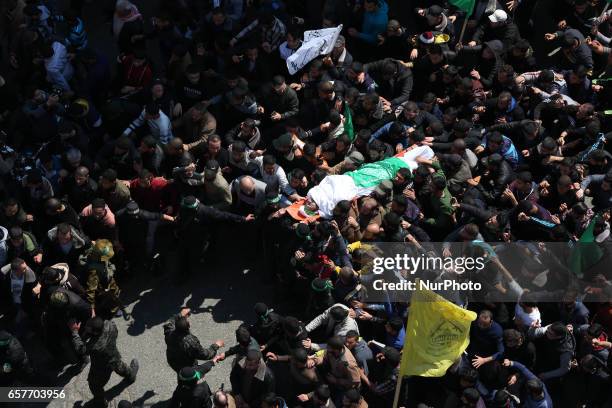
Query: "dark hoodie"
531 326 576 381
457 40 505 89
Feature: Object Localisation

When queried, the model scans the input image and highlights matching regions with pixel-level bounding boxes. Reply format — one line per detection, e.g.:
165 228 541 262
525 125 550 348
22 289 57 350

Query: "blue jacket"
358 1 389 44
511 361 553 408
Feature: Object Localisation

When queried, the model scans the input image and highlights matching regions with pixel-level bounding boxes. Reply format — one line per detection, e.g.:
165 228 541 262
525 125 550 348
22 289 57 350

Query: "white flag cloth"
286 25 343 75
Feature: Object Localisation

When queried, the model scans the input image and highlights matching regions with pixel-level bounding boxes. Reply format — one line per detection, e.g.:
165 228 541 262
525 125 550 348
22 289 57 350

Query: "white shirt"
44 42 74 91
253 156 293 196
514 303 541 327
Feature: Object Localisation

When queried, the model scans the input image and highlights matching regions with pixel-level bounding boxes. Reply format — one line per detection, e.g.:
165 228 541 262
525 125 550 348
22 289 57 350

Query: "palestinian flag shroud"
307 146 434 218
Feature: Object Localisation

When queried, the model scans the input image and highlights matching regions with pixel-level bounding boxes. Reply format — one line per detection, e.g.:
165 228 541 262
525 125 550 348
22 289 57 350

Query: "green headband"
181 198 199 209
311 279 333 292
179 370 202 382
266 195 281 204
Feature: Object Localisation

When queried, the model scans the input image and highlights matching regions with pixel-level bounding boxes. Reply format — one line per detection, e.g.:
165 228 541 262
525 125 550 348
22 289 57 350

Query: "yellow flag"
399 283 477 377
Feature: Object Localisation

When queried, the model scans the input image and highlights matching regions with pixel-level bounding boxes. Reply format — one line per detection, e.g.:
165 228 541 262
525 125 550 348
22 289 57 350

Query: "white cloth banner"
286 25 343 75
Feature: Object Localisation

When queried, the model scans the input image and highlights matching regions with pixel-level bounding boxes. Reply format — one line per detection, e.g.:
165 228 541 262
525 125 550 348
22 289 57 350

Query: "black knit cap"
254 302 268 317
178 367 198 382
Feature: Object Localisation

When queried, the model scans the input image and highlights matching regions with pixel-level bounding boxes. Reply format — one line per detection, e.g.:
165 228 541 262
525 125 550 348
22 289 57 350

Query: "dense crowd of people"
1 0 612 407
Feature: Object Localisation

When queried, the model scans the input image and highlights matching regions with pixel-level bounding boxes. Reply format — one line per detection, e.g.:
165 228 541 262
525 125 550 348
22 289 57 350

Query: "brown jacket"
175 109 217 150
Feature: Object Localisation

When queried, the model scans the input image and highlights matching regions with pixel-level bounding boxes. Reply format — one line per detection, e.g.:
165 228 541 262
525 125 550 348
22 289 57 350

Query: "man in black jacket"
71 317 139 407
365 58 413 108
59 166 98 213
115 200 174 274
230 349 275 408
170 363 214 408
174 196 253 275
0 331 33 386
43 288 91 367
477 154 515 206
260 75 299 127
163 307 224 373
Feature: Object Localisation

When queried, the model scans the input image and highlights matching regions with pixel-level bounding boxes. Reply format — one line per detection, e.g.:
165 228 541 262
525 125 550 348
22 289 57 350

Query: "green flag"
569 216 604 278
344 102 355 142
449 0 476 16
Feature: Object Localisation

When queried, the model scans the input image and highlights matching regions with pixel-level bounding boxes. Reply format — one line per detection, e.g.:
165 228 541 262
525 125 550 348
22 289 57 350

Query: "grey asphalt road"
44 249 271 408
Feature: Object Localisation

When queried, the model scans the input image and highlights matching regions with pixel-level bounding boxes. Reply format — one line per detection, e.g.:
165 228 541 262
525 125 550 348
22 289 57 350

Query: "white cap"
488 9 508 23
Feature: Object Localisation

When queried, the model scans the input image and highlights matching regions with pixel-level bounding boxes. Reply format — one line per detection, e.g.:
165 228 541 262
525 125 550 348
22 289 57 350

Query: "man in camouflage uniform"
163 307 224 373
70 317 138 407
80 239 124 320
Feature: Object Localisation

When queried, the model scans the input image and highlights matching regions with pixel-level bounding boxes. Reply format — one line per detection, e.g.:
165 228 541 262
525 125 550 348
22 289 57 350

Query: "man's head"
85 316 105 337
348 62 366 84
91 198 107 220
385 316 403 336
364 0 380 12
245 349 262 371
313 384 331 405
57 223 73 245
327 335 345 358
262 155 277 176
100 168 118 190
503 329 524 348
426 5 444 26
344 330 360 350
272 75 286 94
342 389 362 408
239 176 256 196
330 305 349 323
488 9 508 27
10 258 27 278
477 310 493 329
186 64 201 84
2 198 19 217
318 81 335 100
546 322 568 340
515 171 533 192
402 101 419 120
9 226 24 246
45 197 63 215
204 160 220 181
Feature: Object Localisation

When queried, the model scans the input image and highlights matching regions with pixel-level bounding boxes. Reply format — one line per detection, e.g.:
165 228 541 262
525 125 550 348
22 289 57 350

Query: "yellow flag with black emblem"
399 283 477 377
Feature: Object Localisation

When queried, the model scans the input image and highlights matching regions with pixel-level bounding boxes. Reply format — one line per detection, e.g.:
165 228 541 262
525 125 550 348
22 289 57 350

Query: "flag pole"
457 16 469 45
392 375 407 408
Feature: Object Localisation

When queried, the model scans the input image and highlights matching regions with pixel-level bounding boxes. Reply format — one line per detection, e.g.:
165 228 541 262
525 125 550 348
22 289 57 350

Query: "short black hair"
236 326 251 344
101 168 117 182
387 316 403 332
327 335 344 350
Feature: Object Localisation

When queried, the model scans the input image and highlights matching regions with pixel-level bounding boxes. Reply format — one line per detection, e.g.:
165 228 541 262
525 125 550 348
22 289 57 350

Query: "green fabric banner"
450 0 476 16
346 157 409 189
344 102 355 142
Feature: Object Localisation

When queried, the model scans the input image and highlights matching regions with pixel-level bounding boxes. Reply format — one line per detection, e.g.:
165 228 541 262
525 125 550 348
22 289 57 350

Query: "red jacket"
129 177 175 212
